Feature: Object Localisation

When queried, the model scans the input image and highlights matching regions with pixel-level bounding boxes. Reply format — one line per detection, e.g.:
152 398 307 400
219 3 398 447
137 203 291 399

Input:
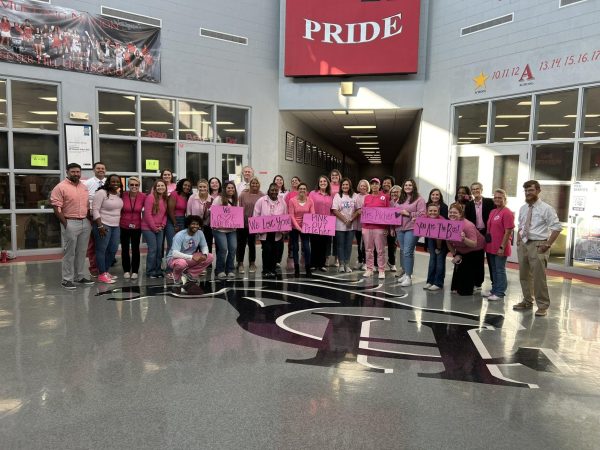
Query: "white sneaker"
344 265 352 273
394 270 406 278
338 266 346 273
238 265 245 273
481 290 492 297
423 283 432 290
386 263 397 272
400 276 412 287
397 273 408 283
361 264 367 271
487 294 502 301
354 262 363 270
123 272 131 279
363 269 373 277
131 273 138 280
427 285 441 291
378 271 385 279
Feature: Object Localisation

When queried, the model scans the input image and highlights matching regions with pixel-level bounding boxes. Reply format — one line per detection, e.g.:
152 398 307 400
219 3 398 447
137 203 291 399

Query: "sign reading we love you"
210 206 244 229
248 215 292 234
302 214 336 236
414 217 464 241
361 207 403 225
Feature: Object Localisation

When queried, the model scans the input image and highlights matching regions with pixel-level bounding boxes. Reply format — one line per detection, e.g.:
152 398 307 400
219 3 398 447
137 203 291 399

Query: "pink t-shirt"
330 183 340 196
170 191 188 217
362 193 390 229
395 196 426 231
485 207 514 256
284 190 298 207
92 190 123 227
288 196 315 231
141 195 167 232
332 193 358 231
449 219 485 253
309 191 333 216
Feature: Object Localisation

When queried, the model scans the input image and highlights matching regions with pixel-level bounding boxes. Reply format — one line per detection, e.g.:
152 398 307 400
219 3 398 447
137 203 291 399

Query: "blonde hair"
357 179 371 194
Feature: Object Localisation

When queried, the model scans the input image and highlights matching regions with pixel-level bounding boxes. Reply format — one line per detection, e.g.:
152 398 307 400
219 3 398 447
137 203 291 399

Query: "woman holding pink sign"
446 202 485 296
253 183 288 279
211 181 239 280
309 176 333 272
289 182 314 277
237 177 263 274
332 178 359 273
362 178 390 279
353 179 370 271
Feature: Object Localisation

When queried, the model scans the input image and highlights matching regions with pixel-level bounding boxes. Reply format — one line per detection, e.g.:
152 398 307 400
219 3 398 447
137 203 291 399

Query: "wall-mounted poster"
65 124 93 169
0 0 161 82
312 147 318 166
285 132 295 161
296 137 305 163
304 142 312 164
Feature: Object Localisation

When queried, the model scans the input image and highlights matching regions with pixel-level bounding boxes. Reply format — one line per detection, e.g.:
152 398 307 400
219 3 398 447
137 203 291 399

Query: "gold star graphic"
473 72 488 89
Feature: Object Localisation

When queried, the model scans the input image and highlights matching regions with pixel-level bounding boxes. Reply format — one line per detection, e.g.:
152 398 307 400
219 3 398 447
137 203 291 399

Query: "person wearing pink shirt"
446 202 486 296
332 178 359 273
288 182 314 277
362 178 390 279
120 177 146 280
237 177 263 274
253 183 288 278
308 175 333 271
187 179 214 260
142 180 168 278
328 169 342 266
394 178 426 287
353 179 370 270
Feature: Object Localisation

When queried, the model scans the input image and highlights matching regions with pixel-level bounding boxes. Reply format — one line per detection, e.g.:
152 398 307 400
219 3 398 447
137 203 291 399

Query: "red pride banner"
284 0 420 77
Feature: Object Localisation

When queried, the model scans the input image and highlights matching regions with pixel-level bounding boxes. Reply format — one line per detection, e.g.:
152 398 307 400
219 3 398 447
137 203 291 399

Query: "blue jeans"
426 238 447 287
142 229 164 276
165 216 185 256
213 230 237 274
335 230 354 265
290 229 311 268
396 230 419 276
487 253 508 297
93 224 120 274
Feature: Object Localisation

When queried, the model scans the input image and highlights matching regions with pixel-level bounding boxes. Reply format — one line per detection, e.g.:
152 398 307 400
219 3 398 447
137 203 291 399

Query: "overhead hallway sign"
0 0 161 82
284 0 420 76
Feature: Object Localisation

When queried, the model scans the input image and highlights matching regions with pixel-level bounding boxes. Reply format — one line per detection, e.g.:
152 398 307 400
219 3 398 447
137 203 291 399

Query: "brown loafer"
513 301 533 311
535 308 548 316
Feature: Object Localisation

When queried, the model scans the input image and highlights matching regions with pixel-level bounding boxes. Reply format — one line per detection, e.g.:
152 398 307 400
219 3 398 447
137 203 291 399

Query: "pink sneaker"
98 272 116 284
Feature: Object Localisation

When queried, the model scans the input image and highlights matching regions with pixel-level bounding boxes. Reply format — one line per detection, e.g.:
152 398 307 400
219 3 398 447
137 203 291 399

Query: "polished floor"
0 250 599 449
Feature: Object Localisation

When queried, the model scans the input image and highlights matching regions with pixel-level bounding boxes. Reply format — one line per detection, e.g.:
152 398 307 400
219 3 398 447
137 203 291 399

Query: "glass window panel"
16 213 61 250
0 214 11 250
141 97 174 139
534 90 577 140
0 132 7 168
0 80 6 127
582 86 600 137
185 152 209 187
456 156 479 188
99 139 137 172
98 92 136 136
11 81 58 130
578 142 600 181
493 155 519 197
221 153 243 184
0 174 9 209
14 174 60 209
179 101 213 141
455 103 488 145
491 96 531 142
142 176 159 194
216 106 247 145
141 142 175 176
13 133 59 170
539 184 570 222
533 144 574 181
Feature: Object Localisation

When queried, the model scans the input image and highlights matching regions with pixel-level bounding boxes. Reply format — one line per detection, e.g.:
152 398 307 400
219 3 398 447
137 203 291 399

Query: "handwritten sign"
248 214 292 234
31 154 48 167
210 205 244 229
414 217 464 241
145 159 159 171
302 213 336 236
361 207 403 225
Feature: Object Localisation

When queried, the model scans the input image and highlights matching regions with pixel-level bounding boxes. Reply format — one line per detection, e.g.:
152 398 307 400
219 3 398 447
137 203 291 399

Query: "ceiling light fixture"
351 135 378 139
343 125 376 129
496 115 530 119
29 111 58 115
223 129 245 132
99 111 135 115
39 97 57 102
332 110 374 115
538 124 568 127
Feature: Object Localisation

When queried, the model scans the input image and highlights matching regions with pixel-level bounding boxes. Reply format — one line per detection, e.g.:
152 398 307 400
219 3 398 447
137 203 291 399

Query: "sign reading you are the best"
414 217 463 241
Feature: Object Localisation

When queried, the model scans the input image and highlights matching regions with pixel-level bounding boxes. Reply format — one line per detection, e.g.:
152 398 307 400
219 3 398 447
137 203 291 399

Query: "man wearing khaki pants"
513 180 562 317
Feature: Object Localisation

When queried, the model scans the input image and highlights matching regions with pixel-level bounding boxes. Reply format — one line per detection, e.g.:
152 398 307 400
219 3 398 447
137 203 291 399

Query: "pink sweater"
142 195 167 232
309 191 333 216
92 190 123 227
288 197 315 231
395 196 426 231
120 192 146 229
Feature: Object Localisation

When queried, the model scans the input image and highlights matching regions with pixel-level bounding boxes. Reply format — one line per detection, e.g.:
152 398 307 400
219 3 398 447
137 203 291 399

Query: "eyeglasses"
129 183 139 187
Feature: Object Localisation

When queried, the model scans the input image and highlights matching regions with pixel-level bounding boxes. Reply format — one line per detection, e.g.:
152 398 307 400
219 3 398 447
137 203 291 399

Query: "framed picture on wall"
312 147 318 166
285 132 295 161
304 142 312 164
296 137 305 163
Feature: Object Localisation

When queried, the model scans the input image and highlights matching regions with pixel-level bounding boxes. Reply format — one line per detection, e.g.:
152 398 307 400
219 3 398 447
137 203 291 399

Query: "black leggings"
120 227 142 273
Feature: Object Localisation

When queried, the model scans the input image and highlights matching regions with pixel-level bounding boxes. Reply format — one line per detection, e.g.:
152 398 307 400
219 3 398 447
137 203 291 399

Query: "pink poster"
361 207 403 225
248 215 292 234
414 217 464 241
210 205 244 229
302 213 336 236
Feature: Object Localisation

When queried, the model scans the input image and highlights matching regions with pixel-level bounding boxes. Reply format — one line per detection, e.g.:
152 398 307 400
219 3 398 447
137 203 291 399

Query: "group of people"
50 162 562 316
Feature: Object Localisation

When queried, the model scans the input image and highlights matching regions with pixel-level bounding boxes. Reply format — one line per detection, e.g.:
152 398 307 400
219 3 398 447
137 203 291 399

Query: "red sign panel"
284 0 420 77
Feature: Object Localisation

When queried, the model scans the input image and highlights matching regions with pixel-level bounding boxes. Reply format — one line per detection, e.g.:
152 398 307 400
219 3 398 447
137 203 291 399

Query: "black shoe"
61 280 77 290
263 272 276 279
294 264 300 277
305 268 312 278
75 278 95 285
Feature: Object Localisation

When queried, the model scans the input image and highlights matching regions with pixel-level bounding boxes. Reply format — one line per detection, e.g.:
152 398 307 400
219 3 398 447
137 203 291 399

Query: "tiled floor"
0 251 599 449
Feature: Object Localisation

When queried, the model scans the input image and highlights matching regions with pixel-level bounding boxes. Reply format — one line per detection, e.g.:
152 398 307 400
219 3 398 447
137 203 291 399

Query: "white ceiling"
288 109 420 165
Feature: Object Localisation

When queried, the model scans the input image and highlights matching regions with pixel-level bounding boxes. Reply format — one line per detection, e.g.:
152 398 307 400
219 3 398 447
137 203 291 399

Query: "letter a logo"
519 64 535 82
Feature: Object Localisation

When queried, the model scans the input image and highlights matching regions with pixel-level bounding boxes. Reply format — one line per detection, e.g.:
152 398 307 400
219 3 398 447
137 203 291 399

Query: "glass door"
177 142 213 189
216 145 247 186
456 144 529 262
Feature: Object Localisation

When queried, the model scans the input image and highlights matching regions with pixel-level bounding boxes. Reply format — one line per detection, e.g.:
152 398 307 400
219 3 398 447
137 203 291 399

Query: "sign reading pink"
302 213 336 236
210 205 244 229
248 215 292 234
361 207 403 225
414 217 464 241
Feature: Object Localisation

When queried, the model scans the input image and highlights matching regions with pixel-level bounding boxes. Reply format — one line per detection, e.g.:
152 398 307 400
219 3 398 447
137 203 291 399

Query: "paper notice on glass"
65 124 93 169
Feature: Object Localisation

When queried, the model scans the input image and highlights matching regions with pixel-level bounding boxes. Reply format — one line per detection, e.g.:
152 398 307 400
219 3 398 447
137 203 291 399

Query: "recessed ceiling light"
223 129 245 132
99 111 135 115
467 132 487 135
343 125 376 129
23 121 55 124
518 100 561 106
502 137 526 140
355 142 378 145
39 97 57 102
29 111 57 115
332 110 374 115
140 121 171 125
179 111 208 115
496 115 530 119
538 124 568 127
351 135 378 139
116 129 137 132
359 147 379 150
